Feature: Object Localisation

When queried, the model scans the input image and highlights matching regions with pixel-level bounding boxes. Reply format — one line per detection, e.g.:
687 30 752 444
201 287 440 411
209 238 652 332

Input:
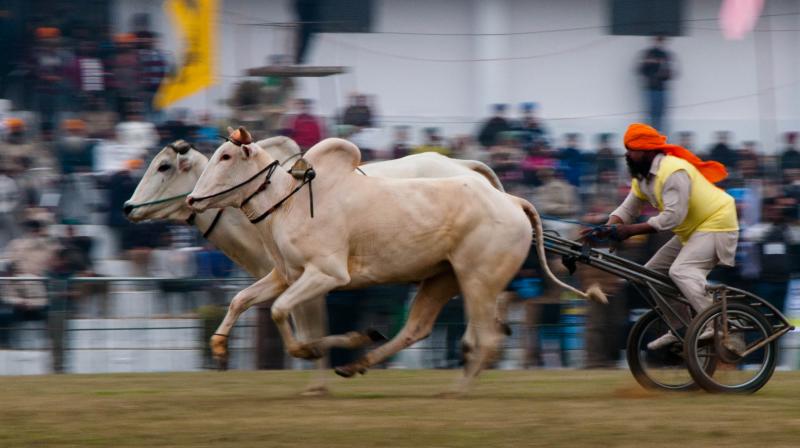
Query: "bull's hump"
303 138 362 176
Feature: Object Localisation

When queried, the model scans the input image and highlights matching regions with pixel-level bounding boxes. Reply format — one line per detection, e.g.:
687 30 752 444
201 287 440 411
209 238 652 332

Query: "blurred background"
0 0 799 375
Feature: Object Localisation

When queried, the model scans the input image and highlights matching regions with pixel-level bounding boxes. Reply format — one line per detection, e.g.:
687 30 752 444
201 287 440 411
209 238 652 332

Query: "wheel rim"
635 314 712 389
689 309 771 390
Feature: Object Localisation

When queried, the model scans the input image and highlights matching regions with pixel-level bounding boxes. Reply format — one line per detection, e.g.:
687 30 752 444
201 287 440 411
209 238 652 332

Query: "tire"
685 302 777 394
627 309 706 391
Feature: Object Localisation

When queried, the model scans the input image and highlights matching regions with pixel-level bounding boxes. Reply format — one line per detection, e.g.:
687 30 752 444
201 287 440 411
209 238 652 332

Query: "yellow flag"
154 0 217 110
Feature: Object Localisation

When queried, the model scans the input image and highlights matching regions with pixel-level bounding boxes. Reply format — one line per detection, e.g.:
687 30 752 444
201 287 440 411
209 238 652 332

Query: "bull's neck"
240 167 295 225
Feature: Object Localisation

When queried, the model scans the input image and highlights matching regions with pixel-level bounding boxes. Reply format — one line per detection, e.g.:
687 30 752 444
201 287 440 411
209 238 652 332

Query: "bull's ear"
226 126 235 135
177 153 193 172
240 144 252 160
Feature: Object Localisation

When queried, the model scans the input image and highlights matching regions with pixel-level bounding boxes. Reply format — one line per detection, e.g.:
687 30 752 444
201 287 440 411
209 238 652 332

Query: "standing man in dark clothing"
707 131 738 183
477 104 511 149
557 133 584 188
638 35 675 132
742 197 800 312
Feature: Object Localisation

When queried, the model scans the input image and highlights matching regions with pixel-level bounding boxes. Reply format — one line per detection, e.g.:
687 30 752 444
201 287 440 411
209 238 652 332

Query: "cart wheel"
685 302 777 394
627 310 714 391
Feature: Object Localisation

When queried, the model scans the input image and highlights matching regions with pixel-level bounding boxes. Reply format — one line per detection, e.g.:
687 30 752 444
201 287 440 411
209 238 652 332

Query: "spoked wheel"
685 302 777 394
627 310 715 391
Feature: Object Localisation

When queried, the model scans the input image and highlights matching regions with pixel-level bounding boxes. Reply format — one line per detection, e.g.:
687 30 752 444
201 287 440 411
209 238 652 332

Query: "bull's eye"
157 164 171 172
221 154 231 161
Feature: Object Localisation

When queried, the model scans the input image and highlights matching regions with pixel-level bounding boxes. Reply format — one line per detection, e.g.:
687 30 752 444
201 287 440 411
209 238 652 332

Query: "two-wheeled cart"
535 230 794 393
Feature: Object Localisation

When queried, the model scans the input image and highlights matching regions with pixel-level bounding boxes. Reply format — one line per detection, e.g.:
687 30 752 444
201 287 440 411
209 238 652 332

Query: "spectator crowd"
1 24 799 371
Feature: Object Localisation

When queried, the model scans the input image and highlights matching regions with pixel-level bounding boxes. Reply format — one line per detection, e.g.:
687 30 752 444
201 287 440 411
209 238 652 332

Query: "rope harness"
190 136 317 224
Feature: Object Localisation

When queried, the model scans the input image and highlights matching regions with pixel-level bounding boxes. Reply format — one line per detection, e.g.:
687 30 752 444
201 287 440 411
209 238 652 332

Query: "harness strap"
250 168 316 224
185 209 225 238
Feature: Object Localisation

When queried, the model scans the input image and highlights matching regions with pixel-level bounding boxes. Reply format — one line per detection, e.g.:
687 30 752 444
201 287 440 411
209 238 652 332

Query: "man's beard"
626 153 657 180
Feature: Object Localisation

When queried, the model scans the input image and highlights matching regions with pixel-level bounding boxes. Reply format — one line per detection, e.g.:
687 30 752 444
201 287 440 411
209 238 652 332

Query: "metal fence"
1 276 798 375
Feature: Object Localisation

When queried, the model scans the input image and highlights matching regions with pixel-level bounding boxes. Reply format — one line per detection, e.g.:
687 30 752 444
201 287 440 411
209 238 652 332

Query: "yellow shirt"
631 155 738 243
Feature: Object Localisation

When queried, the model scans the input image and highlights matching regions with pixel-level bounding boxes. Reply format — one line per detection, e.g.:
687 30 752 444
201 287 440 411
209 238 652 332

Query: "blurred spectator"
737 140 762 179
2 117 37 173
533 164 580 222
106 159 143 251
56 119 97 224
780 131 800 179
135 31 170 120
579 195 626 368
117 101 159 153
341 93 374 128
488 131 524 189
56 119 94 175
413 127 451 156
59 222 94 274
389 125 412 159
0 152 22 248
148 230 198 315
512 102 548 149
637 35 675 131
742 196 800 311
283 98 325 150
108 33 140 116
521 139 556 187
448 135 484 161
46 245 83 373
195 241 235 311
79 94 119 139
594 133 619 180
193 112 220 150
0 218 55 344
707 131 738 170
73 40 106 108
29 27 74 135
477 103 511 149
557 133 583 188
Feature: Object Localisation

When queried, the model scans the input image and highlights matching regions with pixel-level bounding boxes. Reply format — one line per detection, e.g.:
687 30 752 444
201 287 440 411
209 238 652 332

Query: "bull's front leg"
271 266 349 360
212 269 288 368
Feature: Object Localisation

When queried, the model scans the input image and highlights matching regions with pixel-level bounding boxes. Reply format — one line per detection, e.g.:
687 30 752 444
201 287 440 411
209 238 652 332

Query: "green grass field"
1 369 799 447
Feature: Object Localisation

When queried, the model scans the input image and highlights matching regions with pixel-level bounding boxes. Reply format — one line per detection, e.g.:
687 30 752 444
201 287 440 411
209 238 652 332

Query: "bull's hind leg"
334 270 459 378
448 282 507 396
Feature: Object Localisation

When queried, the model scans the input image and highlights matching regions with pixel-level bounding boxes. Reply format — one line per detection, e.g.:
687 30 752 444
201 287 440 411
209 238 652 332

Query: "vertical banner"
154 0 217 110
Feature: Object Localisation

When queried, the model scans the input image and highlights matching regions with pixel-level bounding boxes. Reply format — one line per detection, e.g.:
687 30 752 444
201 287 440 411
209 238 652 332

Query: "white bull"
187 128 605 394
124 135 512 394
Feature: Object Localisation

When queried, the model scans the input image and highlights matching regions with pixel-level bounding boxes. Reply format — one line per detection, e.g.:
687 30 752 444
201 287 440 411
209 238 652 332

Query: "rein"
186 209 225 239
190 160 280 204
126 192 193 210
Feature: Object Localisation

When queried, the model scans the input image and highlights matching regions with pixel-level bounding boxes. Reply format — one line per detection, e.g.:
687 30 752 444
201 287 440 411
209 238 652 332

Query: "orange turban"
35 27 60 39
624 123 728 183
5 117 24 130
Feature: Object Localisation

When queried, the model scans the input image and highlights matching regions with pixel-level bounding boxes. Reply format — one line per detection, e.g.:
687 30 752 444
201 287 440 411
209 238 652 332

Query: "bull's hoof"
365 328 388 343
288 343 324 360
334 363 367 378
210 334 229 370
216 356 229 371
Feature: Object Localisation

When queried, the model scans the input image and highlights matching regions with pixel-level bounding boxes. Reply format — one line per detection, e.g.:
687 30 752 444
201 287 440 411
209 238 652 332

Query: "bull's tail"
455 159 505 192
515 197 607 304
